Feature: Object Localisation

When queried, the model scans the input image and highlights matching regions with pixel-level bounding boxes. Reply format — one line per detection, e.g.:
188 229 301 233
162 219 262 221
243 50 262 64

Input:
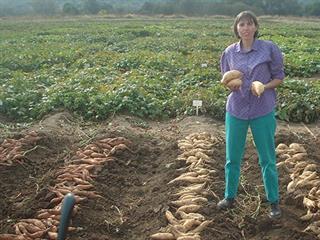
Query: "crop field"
0 16 320 240
1 16 320 123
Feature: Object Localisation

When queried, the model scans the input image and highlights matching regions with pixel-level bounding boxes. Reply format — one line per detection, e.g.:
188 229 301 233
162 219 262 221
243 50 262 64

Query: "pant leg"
250 111 279 203
225 112 249 199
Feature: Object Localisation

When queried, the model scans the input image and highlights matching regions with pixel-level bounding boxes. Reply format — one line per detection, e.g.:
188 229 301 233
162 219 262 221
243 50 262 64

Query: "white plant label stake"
192 100 202 116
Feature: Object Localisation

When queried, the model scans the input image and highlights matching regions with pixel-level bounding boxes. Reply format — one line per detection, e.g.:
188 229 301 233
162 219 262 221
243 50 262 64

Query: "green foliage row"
277 80 320 123
0 18 320 123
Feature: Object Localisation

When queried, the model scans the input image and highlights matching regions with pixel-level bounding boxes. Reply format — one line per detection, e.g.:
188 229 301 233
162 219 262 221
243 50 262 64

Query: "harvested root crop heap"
151 132 219 240
0 135 133 240
0 131 41 166
277 142 320 238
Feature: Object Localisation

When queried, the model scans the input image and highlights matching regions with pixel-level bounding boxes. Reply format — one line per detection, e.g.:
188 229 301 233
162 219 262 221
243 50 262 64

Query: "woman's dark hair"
233 11 259 39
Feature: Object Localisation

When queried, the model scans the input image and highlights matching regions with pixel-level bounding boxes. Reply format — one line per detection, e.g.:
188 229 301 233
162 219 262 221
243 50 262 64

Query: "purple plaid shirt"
220 39 285 120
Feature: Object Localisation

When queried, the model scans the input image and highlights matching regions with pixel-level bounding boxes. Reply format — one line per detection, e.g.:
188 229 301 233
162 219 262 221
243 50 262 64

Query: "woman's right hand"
226 78 242 91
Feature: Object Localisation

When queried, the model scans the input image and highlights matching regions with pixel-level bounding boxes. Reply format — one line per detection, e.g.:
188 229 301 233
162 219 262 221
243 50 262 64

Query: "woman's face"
237 18 257 41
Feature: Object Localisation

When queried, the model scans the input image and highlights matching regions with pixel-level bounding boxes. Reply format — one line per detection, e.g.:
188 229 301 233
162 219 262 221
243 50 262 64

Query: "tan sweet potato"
182 183 206 192
294 161 308 170
90 152 106 158
189 220 212 234
300 210 320 221
287 180 296 194
48 231 58 240
150 232 175 240
14 223 29 235
178 142 194 150
303 197 316 209
193 143 213 150
276 143 289 150
168 176 208 185
221 70 243 85
165 210 179 225
171 197 208 207
251 81 264 96
177 204 201 213
194 152 210 161
26 229 48 238
178 212 205 221
289 143 306 153
20 219 46 230
186 156 199 163
174 183 206 196
290 153 308 162
177 235 201 240
182 219 201 231
179 193 198 200
304 164 318 172
277 153 291 161
226 78 243 88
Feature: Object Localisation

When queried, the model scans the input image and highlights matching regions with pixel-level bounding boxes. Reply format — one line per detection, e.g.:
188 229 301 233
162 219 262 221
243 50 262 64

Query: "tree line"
139 0 320 16
0 0 320 17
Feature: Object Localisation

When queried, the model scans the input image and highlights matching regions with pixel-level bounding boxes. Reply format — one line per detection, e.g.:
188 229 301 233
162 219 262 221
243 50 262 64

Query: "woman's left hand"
251 81 265 97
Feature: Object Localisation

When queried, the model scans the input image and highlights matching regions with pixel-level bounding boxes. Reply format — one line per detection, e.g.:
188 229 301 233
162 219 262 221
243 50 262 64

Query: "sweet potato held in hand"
226 78 242 88
221 70 243 85
251 81 265 96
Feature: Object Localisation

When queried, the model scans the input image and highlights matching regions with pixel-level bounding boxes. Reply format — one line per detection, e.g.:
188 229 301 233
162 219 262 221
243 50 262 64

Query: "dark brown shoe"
217 198 235 210
268 203 281 219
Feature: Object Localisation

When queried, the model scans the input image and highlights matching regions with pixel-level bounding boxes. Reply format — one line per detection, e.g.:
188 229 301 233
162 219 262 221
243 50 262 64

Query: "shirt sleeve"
220 50 230 75
270 43 285 80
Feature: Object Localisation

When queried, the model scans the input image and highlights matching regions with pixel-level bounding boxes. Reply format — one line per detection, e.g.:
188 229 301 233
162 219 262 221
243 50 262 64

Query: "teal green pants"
225 111 279 203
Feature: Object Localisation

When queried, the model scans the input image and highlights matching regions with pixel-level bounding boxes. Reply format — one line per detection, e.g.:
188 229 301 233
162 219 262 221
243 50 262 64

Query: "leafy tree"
0 6 14 16
277 0 301 15
83 0 100 14
177 0 201 16
100 3 114 13
31 0 58 16
139 2 156 14
261 0 301 15
140 1 176 15
63 2 79 15
305 2 320 16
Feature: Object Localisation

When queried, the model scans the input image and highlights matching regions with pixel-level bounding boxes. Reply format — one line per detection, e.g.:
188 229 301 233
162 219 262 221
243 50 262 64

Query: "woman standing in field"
218 10 284 219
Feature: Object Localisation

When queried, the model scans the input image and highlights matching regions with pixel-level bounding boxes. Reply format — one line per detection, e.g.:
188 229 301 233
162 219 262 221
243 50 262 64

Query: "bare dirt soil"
1 111 320 240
